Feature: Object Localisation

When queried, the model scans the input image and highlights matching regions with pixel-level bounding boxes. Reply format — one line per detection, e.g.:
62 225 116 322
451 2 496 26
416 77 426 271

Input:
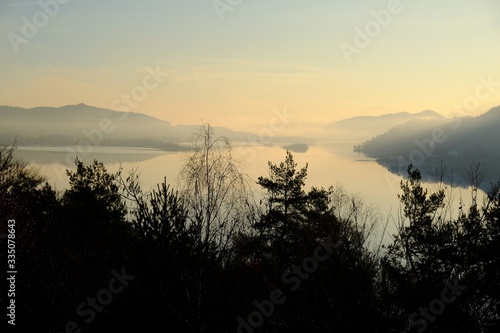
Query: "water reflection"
15 142 494 244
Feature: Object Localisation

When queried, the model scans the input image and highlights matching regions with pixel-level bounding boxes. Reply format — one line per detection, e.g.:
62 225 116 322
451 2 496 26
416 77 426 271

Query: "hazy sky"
1 0 500 130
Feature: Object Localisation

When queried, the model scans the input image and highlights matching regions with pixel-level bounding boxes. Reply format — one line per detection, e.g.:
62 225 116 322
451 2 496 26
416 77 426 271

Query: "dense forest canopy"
1 125 499 332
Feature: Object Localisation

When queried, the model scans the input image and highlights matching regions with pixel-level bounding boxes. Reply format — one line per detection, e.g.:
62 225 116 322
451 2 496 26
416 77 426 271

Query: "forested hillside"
1 125 499 332
358 106 500 190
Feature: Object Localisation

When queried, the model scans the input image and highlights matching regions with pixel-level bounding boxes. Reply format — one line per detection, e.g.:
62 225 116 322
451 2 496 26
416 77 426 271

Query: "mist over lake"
15 141 488 241
2 0 500 330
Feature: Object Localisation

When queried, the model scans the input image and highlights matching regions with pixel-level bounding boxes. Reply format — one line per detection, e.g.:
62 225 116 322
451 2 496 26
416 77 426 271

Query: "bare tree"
0 142 46 219
177 123 255 258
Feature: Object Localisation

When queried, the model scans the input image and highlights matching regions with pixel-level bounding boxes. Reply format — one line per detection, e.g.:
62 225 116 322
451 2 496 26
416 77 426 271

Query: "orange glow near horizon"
1 1 499 130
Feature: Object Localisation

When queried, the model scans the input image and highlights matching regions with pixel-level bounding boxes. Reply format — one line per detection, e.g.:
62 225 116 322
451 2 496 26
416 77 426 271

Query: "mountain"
0 104 255 148
359 106 500 157
327 110 444 140
358 106 500 190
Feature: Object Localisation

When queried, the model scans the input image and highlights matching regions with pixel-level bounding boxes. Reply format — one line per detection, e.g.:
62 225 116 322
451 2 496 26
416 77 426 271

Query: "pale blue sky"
1 0 499 128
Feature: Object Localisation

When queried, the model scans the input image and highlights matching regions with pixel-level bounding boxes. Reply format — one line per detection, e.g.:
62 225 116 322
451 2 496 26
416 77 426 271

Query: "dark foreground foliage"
1 129 499 332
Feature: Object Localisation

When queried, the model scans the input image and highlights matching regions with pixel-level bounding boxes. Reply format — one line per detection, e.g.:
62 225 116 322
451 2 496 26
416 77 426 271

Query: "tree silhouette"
256 150 309 239
3 137 500 332
177 123 255 259
0 142 47 223
63 158 126 230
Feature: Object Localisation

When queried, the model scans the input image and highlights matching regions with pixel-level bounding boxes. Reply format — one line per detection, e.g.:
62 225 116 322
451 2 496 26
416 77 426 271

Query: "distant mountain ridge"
329 110 443 130
358 105 500 190
359 106 500 157
327 110 444 141
0 104 254 148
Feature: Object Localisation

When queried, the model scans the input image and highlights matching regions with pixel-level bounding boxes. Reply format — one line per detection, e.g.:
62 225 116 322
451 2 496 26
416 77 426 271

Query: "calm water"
15 142 486 243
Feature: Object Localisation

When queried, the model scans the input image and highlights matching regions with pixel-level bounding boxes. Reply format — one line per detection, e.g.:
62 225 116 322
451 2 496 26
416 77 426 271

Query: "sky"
1 0 500 130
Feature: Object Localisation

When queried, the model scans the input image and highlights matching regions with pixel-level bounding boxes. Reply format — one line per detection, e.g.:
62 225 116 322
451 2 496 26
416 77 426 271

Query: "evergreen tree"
256 150 309 239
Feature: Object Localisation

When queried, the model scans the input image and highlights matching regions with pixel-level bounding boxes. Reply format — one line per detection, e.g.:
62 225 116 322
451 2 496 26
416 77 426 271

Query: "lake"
14 142 487 244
